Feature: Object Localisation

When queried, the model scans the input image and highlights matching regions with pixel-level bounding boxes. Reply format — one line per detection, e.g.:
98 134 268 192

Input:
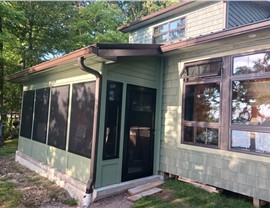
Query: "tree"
5 2 79 67
0 0 178 138
70 1 128 48
117 0 178 22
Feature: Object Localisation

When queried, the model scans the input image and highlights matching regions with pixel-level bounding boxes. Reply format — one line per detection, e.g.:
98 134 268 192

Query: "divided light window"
20 90 35 139
48 85 70 150
32 88 50 143
153 17 185 44
182 58 222 147
231 52 270 154
68 81 96 158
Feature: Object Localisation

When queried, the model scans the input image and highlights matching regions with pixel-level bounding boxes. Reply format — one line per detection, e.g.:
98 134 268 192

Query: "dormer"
118 0 270 45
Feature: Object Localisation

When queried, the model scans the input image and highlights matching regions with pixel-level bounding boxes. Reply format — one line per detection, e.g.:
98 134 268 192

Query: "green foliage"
0 139 18 156
118 0 178 22
133 180 254 208
0 181 22 208
63 198 78 206
0 1 177 135
71 1 128 47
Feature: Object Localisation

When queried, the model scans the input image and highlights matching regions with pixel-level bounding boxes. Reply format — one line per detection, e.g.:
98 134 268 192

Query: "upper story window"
153 17 185 44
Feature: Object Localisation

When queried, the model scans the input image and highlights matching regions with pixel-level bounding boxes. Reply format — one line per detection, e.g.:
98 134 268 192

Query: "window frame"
180 58 222 80
229 51 270 155
153 17 186 44
181 58 223 148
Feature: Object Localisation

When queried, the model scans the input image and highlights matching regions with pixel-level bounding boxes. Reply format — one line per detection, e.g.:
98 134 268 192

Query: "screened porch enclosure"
19 80 96 182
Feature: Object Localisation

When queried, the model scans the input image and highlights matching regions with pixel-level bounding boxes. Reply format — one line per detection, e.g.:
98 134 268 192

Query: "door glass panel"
123 85 156 182
128 91 153 175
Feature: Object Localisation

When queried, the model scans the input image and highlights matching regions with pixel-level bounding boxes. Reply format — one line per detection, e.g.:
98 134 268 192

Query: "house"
6 0 270 206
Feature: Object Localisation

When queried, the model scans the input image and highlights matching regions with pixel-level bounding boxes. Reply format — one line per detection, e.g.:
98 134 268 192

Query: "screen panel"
20 90 35 139
68 81 96 158
48 85 70 150
32 88 50 143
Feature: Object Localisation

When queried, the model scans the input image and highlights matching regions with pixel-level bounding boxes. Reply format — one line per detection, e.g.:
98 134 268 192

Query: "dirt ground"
0 153 133 208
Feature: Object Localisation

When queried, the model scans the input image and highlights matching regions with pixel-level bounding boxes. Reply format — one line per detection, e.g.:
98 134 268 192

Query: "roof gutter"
78 57 101 208
5 47 92 82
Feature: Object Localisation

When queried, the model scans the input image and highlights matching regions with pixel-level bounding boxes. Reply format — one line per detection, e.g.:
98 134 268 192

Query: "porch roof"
5 43 162 83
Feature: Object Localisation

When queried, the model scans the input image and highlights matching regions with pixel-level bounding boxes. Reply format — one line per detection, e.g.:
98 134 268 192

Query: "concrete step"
127 187 163 202
127 179 164 196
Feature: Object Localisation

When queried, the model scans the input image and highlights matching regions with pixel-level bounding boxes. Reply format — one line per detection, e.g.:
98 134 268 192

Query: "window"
154 17 185 44
231 52 270 154
181 58 222 80
233 53 270 75
103 81 123 160
182 58 222 147
180 51 270 155
68 81 96 158
20 90 35 139
32 88 50 143
48 85 70 150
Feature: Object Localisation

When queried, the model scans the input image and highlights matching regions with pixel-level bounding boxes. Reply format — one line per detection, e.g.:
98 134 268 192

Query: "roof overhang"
5 43 162 83
118 0 214 33
161 19 270 55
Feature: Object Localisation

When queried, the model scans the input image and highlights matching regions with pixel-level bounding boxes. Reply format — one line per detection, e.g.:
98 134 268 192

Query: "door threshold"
92 175 163 202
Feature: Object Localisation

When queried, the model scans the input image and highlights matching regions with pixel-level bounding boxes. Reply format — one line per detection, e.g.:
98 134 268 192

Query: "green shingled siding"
94 56 162 187
160 39 270 202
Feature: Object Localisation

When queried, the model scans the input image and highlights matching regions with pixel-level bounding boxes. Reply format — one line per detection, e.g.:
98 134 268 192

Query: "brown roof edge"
117 0 194 32
5 43 162 82
5 46 93 81
161 19 270 53
94 43 162 50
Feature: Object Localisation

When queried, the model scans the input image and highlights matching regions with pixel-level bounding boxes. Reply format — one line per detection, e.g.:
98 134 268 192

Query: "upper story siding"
128 1 270 44
227 1 270 28
129 2 225 44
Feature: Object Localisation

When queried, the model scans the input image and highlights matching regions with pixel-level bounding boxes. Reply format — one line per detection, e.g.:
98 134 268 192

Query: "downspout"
78 57 102 208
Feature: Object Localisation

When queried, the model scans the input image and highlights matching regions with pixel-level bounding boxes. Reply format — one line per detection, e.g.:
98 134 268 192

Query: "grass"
0 181 22 208
63 198 78 206
133 179 257 208
0 139 18 156
0 138 21 208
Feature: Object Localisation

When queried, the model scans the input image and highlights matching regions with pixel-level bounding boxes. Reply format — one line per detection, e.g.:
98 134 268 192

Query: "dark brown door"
122 84 156 182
